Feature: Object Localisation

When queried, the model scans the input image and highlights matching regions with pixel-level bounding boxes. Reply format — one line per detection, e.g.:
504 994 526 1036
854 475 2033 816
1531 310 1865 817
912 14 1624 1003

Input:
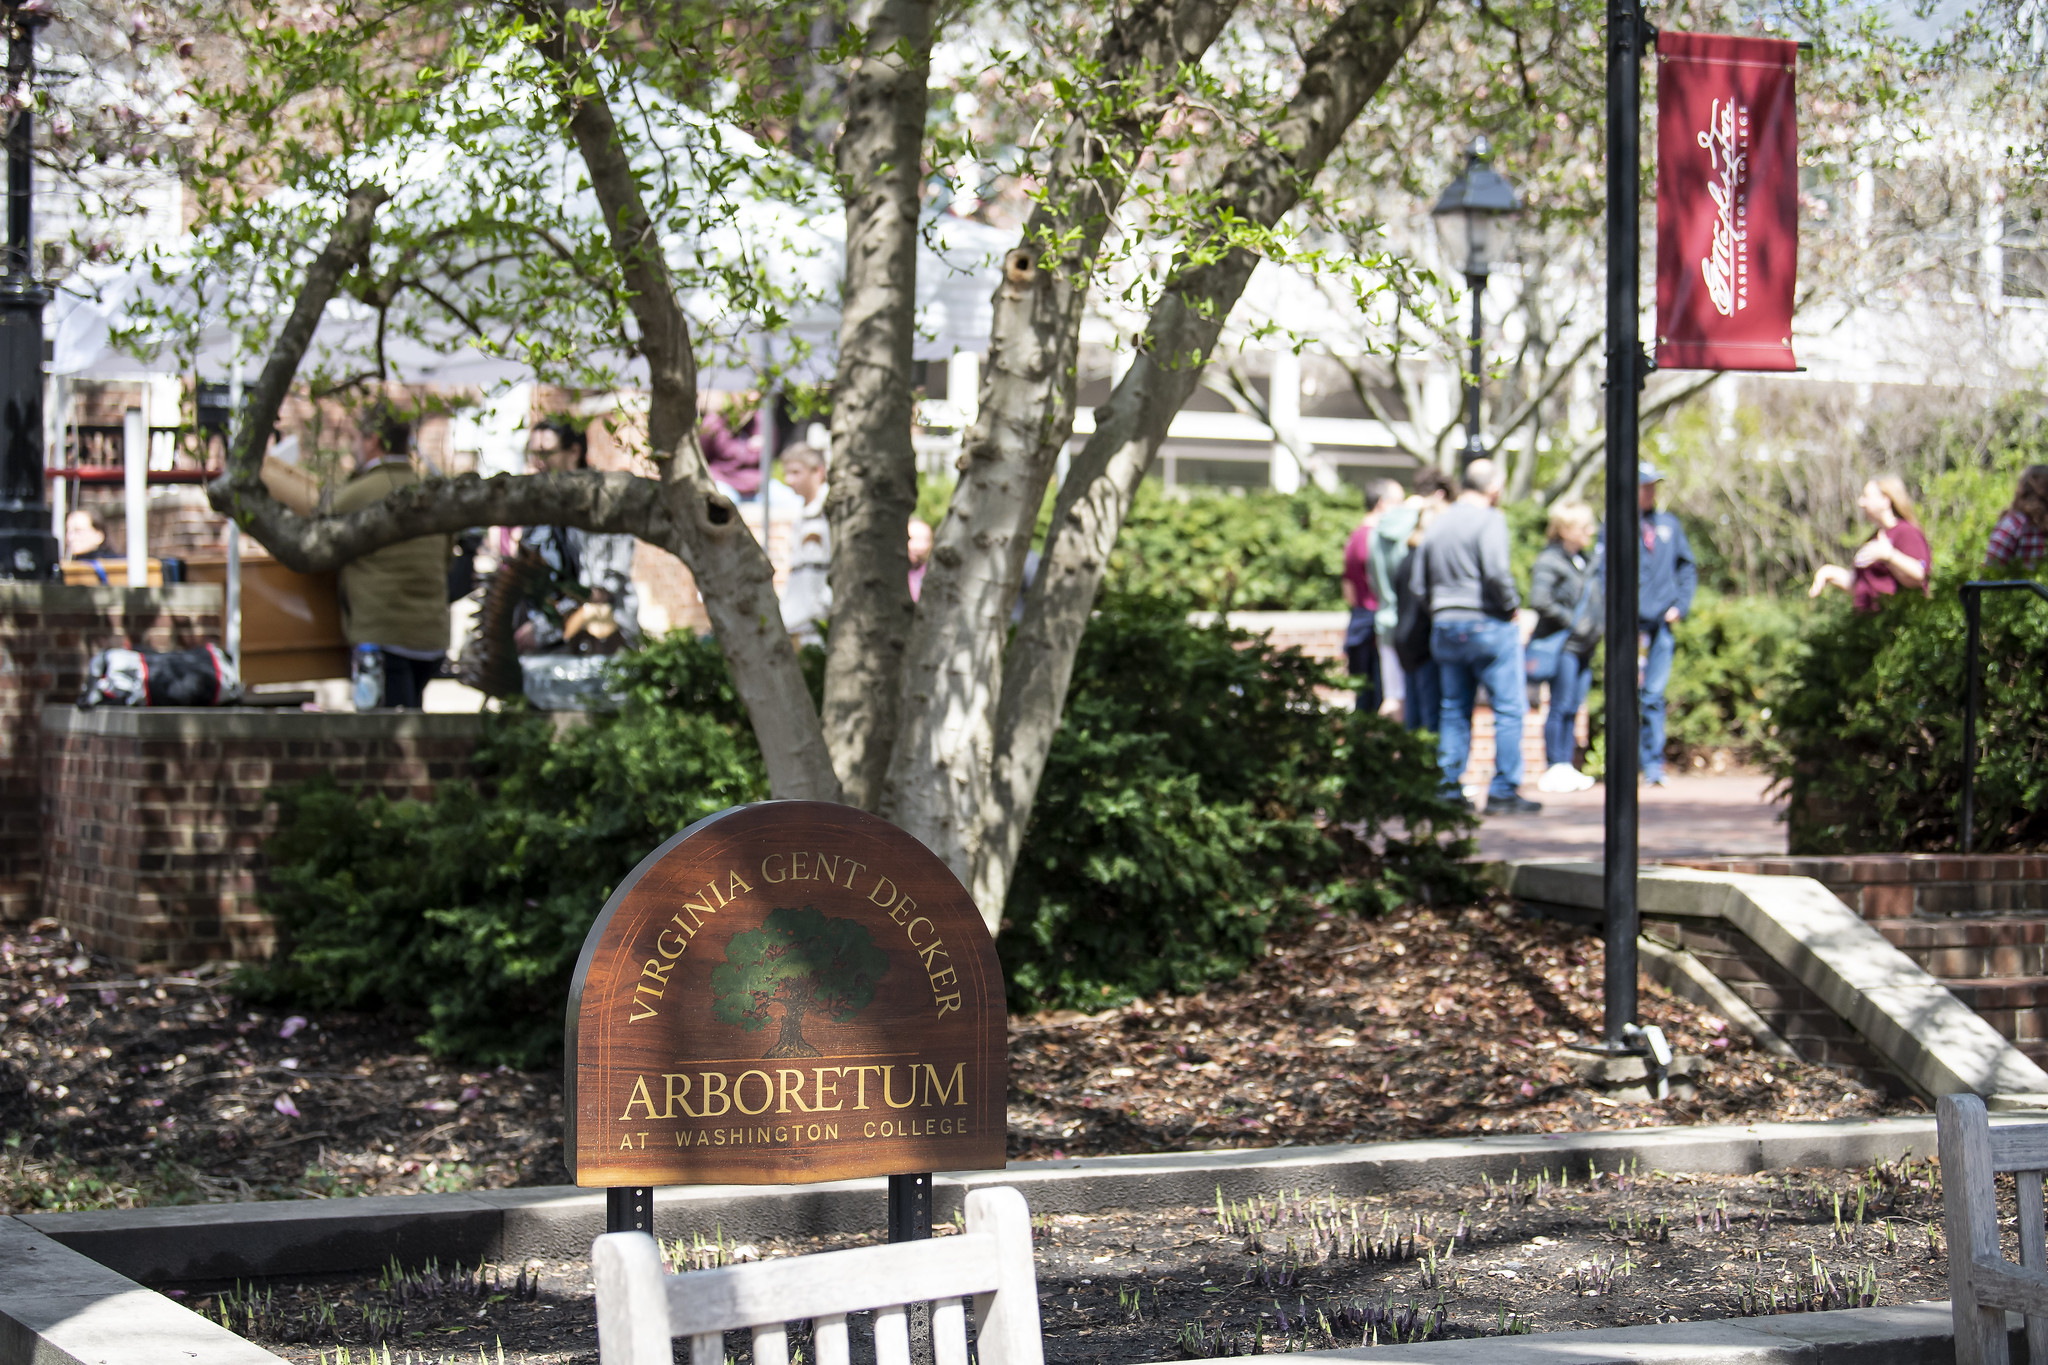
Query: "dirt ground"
0 907 1914 1210
186 1154 1959 1364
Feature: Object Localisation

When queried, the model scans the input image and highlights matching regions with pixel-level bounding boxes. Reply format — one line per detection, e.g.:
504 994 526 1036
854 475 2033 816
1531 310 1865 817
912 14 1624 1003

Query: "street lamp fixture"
1430 137 1521 467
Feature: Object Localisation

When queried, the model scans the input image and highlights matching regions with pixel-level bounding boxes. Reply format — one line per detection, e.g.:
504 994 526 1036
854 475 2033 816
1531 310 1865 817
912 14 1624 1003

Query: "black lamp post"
0 0 53 580
1430 137 1521 468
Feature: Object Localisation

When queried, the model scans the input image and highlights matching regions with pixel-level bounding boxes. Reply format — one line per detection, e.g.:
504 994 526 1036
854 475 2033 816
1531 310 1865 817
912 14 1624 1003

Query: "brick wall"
1 584 224 923
1642 915 1907 1094
1665 855 2048 920
1667 854 2048 1068
39 706 483 968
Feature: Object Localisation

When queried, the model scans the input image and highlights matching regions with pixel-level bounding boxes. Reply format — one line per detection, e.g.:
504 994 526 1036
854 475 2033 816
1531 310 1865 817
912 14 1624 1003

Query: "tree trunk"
879 0 1243 884
766 1006 821 1058
818 0 935 810
972 0 1442 923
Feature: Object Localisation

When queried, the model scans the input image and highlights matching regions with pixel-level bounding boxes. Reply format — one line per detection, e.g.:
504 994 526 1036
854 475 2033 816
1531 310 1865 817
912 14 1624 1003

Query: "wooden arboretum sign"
565 801 1008 1186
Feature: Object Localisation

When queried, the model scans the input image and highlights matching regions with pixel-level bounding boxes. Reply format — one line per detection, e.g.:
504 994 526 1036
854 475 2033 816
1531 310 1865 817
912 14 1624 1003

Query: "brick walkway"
1474 773 1788 862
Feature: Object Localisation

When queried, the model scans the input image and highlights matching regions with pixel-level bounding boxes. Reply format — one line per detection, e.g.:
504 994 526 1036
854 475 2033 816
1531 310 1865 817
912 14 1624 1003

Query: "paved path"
1474 772 1787 862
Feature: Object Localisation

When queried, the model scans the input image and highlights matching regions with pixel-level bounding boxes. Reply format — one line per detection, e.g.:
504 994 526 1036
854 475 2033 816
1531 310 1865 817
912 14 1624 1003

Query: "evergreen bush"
1107 483 1366 610
1768 578 2048 854
244 604 1477 1063
998 596 1476 1012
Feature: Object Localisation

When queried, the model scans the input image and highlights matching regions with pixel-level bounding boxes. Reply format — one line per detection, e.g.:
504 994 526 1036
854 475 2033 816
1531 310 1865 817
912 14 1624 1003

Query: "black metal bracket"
606 1186 654 1235
888 1174 936 1365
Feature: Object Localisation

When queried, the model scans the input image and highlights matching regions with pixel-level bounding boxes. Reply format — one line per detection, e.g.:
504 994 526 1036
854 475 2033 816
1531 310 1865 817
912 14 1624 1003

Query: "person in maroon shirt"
698 392 764 498
1809 475 1931 612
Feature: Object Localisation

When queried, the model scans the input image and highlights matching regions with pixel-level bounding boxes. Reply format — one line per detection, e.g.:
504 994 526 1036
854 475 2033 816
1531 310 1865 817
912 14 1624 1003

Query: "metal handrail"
1960 579 2048 853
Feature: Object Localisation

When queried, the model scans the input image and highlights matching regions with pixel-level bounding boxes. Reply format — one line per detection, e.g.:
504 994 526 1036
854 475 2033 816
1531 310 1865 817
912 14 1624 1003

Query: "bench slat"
934 1296 969 1365
877 1303 911 1365
1989 1128 2048 1174
663 1236 1003 1338
816 1313 849 1365
1973 1260 2048 1318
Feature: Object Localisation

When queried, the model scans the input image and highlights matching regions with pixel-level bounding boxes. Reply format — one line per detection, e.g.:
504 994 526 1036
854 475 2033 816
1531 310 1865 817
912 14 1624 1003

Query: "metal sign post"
1602 0 1651 1049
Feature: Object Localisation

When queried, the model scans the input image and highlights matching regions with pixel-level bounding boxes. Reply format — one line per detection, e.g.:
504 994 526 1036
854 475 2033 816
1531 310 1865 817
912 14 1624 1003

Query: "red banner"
1655 32 1800 372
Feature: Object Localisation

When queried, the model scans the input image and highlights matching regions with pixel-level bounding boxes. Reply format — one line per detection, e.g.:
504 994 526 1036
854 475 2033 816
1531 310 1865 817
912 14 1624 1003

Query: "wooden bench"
1940 1093 2048 1365
593 1185 1044 1365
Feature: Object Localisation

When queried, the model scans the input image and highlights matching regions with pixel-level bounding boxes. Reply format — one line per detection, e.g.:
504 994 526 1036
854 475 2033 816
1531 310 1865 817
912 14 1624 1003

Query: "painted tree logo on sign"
710 906 889 1059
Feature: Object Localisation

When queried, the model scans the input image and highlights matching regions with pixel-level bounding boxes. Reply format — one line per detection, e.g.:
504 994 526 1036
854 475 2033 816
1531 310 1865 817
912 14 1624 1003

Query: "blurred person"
65 506 113 560
1622 464 1698 786
1808 475 1930 612
780 443 831 645
514 419 642 653
699 392 764 498
1418 459 1540 815
1372 467 1454 729
334 405 452 708
1985 464 2048 572
1528 500 1602 793
1342 480 1404 712
907 515 932 602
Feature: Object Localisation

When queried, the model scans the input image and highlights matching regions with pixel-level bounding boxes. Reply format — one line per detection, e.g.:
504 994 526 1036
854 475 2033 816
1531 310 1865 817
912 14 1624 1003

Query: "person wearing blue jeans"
1432 616 1530 804
1631 465 1696 785
1638 620 1677 783
1416 458 1541 814
1545 647 1594 772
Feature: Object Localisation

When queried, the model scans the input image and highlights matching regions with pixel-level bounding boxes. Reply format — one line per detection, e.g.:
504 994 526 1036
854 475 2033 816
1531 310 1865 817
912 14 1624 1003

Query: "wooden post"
1939 1093 2011 1365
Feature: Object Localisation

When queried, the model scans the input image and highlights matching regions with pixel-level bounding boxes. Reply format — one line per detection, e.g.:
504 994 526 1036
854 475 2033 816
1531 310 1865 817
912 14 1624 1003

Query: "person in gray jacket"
1417 459 1541 814
1527 500 1602 792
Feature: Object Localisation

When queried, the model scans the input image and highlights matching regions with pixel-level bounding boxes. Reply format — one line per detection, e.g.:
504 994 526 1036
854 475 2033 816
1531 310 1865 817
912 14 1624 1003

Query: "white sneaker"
1536 763 1579 793
1569 767 1596 791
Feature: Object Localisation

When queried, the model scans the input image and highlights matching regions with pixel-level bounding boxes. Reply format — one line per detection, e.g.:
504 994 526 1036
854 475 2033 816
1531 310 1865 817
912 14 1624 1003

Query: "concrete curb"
2 1119 2025 1364
1192 1302 2014 1365
0 1217 280 1364
16 1116 1956 1284
1502 860 2048 1105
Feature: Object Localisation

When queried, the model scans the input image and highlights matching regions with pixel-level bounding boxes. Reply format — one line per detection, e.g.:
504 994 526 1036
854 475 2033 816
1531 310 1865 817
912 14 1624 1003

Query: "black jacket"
1529 540 1603 659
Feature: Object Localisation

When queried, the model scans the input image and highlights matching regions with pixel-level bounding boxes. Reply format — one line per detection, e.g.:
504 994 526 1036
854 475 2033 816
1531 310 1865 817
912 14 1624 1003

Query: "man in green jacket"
333 406 451 709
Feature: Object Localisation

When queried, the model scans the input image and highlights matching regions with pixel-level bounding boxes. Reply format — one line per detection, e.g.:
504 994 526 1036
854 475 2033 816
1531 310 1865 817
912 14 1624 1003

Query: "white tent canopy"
51 210 1014 390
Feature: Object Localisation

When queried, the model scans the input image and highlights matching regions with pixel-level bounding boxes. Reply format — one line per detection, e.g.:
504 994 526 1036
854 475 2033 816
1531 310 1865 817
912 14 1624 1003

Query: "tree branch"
976 0 1439 921
877 0 1243 882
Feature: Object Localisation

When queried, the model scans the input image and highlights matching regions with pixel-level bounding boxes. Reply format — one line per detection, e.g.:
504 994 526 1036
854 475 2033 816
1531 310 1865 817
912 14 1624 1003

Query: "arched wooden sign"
565 802 1007 1186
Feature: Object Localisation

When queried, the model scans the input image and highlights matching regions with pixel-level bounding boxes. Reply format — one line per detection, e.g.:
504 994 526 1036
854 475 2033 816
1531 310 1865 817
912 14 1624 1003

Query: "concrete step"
1878 918 2048 980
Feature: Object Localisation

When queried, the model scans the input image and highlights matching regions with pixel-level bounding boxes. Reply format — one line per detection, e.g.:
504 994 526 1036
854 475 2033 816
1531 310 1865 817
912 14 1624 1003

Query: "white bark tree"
128 0 1434 926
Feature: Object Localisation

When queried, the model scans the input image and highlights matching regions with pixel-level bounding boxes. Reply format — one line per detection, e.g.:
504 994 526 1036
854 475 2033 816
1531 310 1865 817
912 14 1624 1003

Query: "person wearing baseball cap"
1628 462 1697 786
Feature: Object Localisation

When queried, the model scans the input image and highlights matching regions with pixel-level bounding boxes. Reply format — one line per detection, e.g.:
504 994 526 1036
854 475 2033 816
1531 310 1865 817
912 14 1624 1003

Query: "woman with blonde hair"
1528 499 1602 791
1809 475 1932 611
1985 464 2048 571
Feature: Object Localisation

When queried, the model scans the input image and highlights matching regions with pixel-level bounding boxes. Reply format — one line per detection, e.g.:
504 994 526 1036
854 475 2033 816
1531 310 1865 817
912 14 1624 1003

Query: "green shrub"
1659 591 1808 767
239 634 769 1065
1768 575 2048 853
246 606 1477 1063
1107 483 1366 610
1578 590 1808 777
998 596 1477 1012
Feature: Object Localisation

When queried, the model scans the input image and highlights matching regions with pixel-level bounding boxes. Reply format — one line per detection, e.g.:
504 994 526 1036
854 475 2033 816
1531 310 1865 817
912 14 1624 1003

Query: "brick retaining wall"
1640 915 1905 1094
1666 854 2048 1071
1 584 223 923
39 706 483 968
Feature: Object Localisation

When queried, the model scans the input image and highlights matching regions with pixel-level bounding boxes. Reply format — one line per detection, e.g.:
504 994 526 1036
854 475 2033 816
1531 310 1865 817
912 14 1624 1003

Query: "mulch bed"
186 1155 1961 1364
0 907 1914 1209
